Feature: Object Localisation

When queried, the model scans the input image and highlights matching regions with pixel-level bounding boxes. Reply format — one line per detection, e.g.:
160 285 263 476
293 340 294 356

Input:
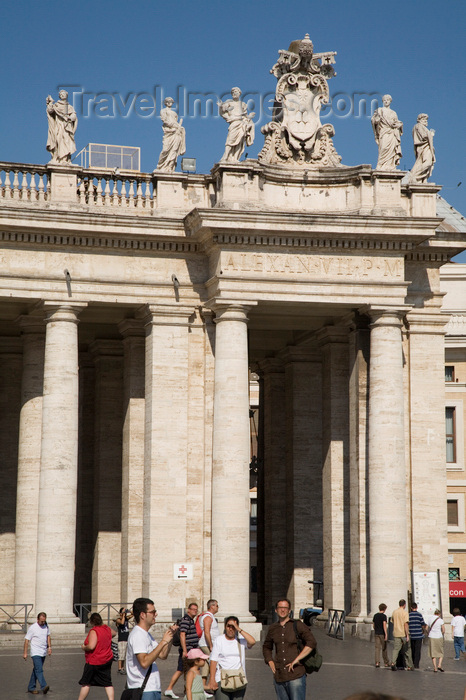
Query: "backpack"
172 619 181 647
195 612 209 638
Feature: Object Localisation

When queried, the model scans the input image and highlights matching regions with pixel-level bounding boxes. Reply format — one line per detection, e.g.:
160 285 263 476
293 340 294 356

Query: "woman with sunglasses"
208 616 255 699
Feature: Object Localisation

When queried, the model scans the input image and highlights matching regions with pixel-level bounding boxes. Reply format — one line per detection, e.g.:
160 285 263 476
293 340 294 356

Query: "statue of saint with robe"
46 90 78 164
371 94 403 170
156 97 186 172
409 113 435 183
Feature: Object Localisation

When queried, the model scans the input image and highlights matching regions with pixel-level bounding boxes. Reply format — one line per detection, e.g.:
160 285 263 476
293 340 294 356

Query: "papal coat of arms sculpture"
258 33 342 168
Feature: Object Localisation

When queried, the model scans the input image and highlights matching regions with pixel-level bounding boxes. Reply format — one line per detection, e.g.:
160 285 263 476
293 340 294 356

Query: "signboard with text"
411 571 441 618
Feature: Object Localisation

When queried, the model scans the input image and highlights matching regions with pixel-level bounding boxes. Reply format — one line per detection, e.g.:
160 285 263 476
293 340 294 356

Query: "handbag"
219 641 247 692
293 620 322 674
120 666 151 700
111 641 119 661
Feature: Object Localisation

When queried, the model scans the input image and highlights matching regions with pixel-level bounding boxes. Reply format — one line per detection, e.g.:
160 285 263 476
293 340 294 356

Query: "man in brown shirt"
263 598 316 700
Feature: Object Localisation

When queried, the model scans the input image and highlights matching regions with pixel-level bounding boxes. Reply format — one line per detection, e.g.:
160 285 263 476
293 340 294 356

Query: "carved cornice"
0 229 198 254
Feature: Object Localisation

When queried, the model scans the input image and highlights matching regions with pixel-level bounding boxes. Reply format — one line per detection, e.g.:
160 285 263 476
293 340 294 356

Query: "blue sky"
1 0 465 253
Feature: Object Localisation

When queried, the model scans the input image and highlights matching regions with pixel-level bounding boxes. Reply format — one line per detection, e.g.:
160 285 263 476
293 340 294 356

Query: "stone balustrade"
77 170 155 210
0 163 49 202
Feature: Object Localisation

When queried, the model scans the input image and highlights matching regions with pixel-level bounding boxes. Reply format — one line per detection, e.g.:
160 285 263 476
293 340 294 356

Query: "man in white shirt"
198 599 220 692
451 607 466 660
23 612 51 695
126 598 177 700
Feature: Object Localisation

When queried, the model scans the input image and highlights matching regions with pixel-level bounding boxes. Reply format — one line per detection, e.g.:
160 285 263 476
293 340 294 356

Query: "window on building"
449 567 460 581
446 407 457 463
448 499 459 527
445 365 455 382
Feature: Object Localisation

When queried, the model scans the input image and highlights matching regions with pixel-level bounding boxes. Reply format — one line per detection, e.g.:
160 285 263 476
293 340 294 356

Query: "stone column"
14 317 45 607
119 320 145 604
35 303 84 622
0 338 22 605
367 309 407 615
407 311 449 615
317 327 350 612
259 358 287 615
141 305 192 618
347 315 370 619
90 340 124 605
281 347 323 613
211 303 255 620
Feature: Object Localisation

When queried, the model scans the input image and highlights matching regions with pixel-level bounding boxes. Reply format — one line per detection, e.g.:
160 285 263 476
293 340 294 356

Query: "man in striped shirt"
408 602 426 669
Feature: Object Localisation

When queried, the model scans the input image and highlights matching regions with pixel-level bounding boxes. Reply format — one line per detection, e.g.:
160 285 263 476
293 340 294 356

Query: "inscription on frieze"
219 252 403 280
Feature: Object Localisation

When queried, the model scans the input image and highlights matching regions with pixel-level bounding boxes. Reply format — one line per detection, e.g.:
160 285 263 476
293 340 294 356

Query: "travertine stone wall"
319 328 350 612
260 359 287 611
119 321 145 604
90 340 124 605
347 318 370 619
142 305 192 617
36 303 83 621
283 348 323 612
367 310 407 616
407 311 450 613
210 304 254 620
14 318 45 607
0 338 21 605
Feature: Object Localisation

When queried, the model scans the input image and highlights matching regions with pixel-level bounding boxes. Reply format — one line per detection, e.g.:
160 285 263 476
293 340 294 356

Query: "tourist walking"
23 611 52 695
451 608 466 660
208 616 256 699
78 612 115 700
263 598 316 700
115 607 133 674
198 599 220 691
426 608 445 672
408 602 426 669
372 603 389 667
165 602 199 699
390 600 413 671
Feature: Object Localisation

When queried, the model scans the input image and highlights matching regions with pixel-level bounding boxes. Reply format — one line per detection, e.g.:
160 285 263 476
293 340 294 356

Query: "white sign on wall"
174 563 193 580
411 571 441 618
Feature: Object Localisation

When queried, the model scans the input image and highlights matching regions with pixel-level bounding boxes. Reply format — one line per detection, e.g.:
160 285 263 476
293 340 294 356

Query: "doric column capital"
406 311 448 336
15 315 46 335
362 304 411 329
315 325 349 346
208 301 257 325
137 303 195 327
41 302 86 324
118 318 146 339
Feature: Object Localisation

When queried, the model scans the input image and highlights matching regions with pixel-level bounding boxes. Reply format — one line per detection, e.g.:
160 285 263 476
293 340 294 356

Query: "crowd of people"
372 599 466 673
22 599 466 698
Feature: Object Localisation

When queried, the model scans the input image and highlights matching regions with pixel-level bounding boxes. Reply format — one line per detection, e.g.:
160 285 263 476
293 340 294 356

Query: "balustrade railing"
77 171 155 210
0 604 33 633
0 163 49 202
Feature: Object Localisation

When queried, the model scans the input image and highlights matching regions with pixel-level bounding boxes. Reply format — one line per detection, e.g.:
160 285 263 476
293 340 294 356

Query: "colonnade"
0 299 448 624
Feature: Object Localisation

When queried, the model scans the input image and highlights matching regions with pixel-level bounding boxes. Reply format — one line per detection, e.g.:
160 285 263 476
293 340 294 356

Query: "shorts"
118 641 128 661
78 660 113 687
200 646 210 677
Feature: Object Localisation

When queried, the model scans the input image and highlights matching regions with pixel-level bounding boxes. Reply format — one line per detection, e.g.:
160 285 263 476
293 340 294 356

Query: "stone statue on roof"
371 94 403 170
156 97 186 172
217 87 255 163
46 90 78 164
409 113 435 183
258 34 341 168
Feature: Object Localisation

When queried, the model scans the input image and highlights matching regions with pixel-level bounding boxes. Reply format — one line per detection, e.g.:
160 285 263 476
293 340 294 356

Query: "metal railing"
0 604 33 633
327 608 345 640
74 603 132 625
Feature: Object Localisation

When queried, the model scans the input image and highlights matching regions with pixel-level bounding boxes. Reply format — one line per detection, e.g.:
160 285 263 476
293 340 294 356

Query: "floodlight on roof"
181 158 196 173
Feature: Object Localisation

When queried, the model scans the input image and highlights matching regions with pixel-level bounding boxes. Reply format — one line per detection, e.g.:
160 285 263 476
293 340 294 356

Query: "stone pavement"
2 626 465 700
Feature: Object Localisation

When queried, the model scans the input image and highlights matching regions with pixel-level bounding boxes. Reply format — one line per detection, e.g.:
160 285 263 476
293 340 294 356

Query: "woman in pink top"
78 612 116 699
